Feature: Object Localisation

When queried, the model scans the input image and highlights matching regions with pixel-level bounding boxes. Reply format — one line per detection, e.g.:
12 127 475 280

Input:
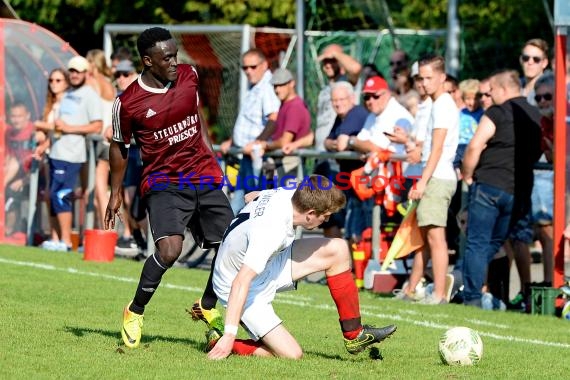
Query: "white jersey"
421 92 459 181
213 187 296 299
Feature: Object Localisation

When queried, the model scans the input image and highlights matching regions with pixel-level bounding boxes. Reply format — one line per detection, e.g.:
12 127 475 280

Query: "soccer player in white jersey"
207 175 396 359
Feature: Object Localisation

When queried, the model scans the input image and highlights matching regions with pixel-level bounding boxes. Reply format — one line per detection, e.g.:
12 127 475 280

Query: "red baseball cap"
362 76 389 93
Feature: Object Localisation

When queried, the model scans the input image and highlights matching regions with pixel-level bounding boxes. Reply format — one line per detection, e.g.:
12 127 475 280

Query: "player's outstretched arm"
208 265 257 360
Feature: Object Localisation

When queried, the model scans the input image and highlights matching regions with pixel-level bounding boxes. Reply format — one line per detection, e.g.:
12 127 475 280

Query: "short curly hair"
137 27 173 58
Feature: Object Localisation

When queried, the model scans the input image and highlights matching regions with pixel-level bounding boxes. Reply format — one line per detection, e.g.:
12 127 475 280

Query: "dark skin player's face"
143 38 178 86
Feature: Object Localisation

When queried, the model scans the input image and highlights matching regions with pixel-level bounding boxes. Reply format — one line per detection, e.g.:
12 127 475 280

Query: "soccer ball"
438 327 483 366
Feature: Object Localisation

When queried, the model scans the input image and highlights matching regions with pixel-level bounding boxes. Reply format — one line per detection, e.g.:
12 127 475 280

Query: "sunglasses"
389 60 404 66
114 71 131 79
363 93 381 101
521 54 543 64
477 92 491 98
242 63 260 71
534 93 552 102
321 58 337 66
273 81 291 88
49 78 63 83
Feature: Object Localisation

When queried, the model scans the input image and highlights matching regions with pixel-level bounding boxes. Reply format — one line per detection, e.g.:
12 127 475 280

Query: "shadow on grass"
304 350 347 361
63 325 205 351
64 326 385 360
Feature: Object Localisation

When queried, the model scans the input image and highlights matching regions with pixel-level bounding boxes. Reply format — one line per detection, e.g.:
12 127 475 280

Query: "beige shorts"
416 177 456 227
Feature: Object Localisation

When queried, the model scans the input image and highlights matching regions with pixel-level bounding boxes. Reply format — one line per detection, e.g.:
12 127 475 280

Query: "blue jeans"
462 182 514 305
531 169 553 225
230 156 259 214
344 192 373 240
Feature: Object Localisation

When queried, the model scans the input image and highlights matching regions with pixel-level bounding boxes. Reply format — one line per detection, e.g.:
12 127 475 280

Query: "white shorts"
216 245 296 340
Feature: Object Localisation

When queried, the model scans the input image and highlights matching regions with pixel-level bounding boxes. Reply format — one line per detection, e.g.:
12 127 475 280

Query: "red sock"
327 270 362 340
232 339 263 356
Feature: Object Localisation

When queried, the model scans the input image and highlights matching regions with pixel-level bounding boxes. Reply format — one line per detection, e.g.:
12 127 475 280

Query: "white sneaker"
53 241 70 252
41 240 58 251
419 294 447 305
393 278 427 301
393 289 421 302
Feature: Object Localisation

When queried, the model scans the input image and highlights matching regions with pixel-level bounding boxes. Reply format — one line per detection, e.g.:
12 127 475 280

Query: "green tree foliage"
9 0 295 53
9 0 554 79
389 0 554 78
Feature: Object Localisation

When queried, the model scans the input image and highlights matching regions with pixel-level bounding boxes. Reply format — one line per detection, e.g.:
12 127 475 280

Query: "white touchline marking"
2 256 568 349
275 300 570 349
0 257 204 292
364 302 511 329
463 318 510 329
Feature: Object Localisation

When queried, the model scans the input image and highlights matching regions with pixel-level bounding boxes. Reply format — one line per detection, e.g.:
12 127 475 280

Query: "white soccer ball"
438 327 483 366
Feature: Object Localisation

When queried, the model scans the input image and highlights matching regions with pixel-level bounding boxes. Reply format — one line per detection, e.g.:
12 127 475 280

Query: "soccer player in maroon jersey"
104 27 234 349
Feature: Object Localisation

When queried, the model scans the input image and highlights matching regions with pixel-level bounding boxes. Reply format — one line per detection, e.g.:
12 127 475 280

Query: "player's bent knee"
278 347 303 360
156 249 180 266
328 238 351 261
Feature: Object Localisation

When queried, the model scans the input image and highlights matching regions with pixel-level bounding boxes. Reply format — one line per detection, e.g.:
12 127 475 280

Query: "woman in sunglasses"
33 68 71 250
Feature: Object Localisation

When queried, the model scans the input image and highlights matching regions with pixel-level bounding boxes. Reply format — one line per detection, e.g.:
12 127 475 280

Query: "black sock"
200 245 219 310
487 256 509 304
130 252 170 314
132 228 146 249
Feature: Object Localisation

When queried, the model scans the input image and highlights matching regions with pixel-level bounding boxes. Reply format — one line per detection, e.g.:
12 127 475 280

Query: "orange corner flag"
381 200 424 271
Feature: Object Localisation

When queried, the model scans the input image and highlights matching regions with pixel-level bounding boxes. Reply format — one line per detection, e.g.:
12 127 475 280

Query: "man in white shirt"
206 175 396 360
220 49 280 214
406 56 459 304
350 75 414 156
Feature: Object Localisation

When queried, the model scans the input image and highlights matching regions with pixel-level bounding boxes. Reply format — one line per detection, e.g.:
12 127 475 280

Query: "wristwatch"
348 136 355 149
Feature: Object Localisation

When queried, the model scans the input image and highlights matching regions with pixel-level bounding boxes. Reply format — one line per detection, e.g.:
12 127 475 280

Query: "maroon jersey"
112 64 222 195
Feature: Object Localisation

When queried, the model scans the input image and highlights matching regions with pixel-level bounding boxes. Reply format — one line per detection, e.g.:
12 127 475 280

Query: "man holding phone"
349 76 414 157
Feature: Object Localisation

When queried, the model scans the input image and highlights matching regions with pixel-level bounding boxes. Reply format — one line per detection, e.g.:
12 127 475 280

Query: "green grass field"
1 245 569 379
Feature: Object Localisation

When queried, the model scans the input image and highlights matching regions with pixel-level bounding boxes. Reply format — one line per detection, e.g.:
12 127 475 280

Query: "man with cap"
248 68 312 184
114 60 138 94
45 55 102 250
349 75 414 157
348 75 414 223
